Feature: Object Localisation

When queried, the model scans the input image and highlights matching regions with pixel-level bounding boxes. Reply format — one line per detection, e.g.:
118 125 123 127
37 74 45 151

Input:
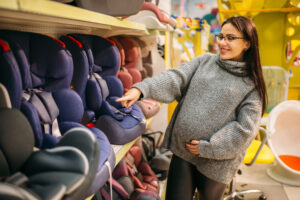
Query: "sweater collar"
216 52 248 77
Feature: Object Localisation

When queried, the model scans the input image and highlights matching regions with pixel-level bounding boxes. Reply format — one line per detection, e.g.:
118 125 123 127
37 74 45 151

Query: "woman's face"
217 23 250 61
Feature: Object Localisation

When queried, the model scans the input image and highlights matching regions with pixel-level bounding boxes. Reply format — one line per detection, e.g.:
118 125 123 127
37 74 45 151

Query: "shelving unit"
0 1 170 199
0 0 154 164
0 0 149 38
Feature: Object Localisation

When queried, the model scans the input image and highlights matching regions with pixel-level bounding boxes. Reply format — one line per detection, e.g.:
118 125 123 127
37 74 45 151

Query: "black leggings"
165 155 226 200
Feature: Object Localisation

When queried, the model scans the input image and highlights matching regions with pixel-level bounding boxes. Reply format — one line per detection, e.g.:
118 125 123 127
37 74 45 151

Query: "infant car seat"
125 145 160 200
131 37 153 79
61 33 146 144
0 31 115 196
117 37 142 84
0 83 100 200
73 0 144 17
126 2 174 30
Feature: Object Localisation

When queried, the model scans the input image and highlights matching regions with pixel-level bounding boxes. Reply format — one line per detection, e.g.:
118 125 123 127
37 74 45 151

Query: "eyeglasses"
216 34 245 42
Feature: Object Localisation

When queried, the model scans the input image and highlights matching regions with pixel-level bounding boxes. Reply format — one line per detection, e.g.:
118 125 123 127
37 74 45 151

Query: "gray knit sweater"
133 53 262 184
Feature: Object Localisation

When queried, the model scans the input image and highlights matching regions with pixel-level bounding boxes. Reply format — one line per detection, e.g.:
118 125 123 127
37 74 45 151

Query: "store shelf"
111 115 155 166
0 0 18 9
0 0 149 37
112 138 138 166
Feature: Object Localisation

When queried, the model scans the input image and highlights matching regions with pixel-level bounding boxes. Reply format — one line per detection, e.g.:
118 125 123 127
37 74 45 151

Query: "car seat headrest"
117 37 138 69
68 34 120 76
0 108 34 176
0 39 23 109
0 30 73 91
109 37 126 67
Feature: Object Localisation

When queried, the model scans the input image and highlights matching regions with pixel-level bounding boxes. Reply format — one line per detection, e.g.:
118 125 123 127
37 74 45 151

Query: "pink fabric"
118 37 138 68
141 2 170 24
136 99 160 119
118 37 142 84
110 37 125 66
113 159 129 179
127 68 142 83
129 146 142 166
117 70 133 93
109 178 129 198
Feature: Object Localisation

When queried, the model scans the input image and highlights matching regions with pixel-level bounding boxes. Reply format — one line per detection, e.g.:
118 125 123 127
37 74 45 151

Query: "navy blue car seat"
61 33 146 145
0 31 115 196
0 83 100 200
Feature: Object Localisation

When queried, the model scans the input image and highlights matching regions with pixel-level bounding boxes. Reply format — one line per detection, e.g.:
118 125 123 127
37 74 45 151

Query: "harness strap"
89 73 141 121
23 92 51 134
51 118 61 138
92 72 109 100
22 90 61 137
112 106 142 121
36 92 59 122
36 92 61 137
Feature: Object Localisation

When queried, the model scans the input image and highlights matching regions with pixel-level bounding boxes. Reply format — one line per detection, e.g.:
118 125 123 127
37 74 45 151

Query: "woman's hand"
115 88 141 109
185 140 200 155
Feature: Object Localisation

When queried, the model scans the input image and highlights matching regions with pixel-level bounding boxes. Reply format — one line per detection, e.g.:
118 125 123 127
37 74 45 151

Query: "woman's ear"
244 41 250 51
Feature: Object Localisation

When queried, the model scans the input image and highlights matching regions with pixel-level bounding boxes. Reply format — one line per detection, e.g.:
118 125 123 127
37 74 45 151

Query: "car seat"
60 33 146 145
156 0 177 27
141 2 176 27
99 155 159 200
0 83 100 200
125 2 174 30
130 37 145 79
72 0 145 17
125 145 160 200
0 30 76 148
110 36 160 119
139 35 166 76
132 37 153 79
0 31 115 196
117 37 142 84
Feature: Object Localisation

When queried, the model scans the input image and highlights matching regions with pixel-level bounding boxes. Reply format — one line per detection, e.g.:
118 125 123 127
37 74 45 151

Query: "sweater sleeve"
132 54 210 103
198 89 263 160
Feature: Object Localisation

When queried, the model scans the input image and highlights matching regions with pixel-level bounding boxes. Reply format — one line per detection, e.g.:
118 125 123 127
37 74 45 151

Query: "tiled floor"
159 163 300 200
235 163 300 200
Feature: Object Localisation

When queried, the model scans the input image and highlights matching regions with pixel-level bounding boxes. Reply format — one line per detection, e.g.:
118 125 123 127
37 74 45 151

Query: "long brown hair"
222 16 267 115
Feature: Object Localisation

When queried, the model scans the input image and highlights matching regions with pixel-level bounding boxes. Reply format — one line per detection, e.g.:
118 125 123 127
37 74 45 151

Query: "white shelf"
111 138 138 166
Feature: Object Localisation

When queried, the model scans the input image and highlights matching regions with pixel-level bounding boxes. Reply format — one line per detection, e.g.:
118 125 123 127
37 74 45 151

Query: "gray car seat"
0 83 100 200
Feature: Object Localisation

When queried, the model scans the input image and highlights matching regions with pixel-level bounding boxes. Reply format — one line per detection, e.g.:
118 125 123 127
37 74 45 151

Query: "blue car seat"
61 33 146 145
0 31 115 196
0 82 100 200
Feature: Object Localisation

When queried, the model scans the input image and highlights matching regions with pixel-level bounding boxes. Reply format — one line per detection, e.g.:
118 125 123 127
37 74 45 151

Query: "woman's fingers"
115 88 141 108
185 142 200 155
116 95 129 107
190 140 199 145
127 99 136 108
115 95 131 102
